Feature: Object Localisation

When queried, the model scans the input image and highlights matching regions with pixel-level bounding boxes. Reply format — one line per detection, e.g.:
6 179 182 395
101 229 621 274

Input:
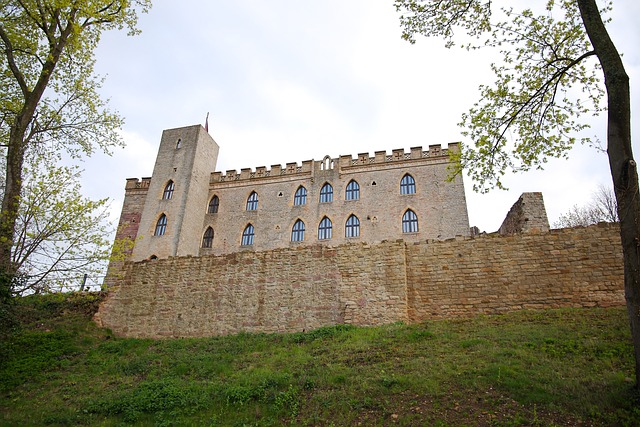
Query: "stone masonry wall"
406 224 622 321
498 192 550 235
96 223 624 338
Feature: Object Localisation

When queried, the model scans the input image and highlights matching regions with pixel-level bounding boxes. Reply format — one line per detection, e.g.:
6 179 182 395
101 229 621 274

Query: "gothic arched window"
208 195 219 214
242 224 255 246
246 191 258 211
163 180 175 200
345 180 360 201
318 216 332 240
402 209 419 233
319 183 333 203
155 214 167 236
400 174 416 195
202 227 214 248
294 186 307 206
345 214 360 238
291 219 305 242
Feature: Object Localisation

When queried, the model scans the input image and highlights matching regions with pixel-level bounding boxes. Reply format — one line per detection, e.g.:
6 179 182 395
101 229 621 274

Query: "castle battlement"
125 177 152 190
210 143 459 184
211 160 314 183
340 142 458 168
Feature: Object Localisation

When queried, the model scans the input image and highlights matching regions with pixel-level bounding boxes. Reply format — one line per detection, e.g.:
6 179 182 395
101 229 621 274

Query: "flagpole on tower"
205 112 209 133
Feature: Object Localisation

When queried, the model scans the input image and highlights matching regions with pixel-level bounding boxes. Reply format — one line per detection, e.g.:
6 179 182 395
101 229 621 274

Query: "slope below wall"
96 223 624 338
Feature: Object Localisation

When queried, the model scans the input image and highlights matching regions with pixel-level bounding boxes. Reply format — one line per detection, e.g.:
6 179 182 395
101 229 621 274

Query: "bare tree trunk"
578 0 640 388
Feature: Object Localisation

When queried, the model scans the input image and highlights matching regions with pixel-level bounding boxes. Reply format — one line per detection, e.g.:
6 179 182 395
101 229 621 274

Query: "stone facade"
113 124 470 262
130 125 219 260
498 192 550 235
96 223 624 338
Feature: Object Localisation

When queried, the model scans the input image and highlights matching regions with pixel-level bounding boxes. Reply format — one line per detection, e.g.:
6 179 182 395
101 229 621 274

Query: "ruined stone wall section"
96 223 624 338
498 192 550 235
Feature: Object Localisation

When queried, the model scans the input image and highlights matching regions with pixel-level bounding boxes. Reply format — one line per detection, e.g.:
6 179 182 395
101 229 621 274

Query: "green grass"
0 293 638 426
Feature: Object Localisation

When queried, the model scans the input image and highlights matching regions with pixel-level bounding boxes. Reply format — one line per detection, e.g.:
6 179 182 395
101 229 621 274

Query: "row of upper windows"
195 209 420 248
203 174 417 213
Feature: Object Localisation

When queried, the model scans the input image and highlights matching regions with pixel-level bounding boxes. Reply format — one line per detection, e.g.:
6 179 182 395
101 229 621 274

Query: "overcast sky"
85 0 640 233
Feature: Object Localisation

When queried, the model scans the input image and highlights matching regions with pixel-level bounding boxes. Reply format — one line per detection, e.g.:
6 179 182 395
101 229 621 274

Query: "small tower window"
345 180 360 201
246 191 258 211
345 214 360 238
202 227 214 248
400 174 416 195
242 224 255 246
208 195 219 214
318 216 332 240
291 219 305 242
319 183 333 203
176 138 182 149
155 214 167 236
163 181 175 200
402 209 419 233
294 186 307 206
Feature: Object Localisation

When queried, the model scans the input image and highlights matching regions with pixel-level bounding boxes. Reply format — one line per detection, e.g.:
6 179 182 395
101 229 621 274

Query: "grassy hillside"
0 292 638 426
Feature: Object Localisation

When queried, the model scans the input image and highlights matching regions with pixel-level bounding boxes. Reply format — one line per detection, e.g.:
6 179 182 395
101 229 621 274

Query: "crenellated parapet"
210 143 459 184
211 160 314 183
339 143 458 169
125 177 152 191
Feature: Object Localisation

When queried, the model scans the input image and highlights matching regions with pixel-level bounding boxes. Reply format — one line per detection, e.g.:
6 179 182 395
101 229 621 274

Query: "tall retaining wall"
96 223 624 338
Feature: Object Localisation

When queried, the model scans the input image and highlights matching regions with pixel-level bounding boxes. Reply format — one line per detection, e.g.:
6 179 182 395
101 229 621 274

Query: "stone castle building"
114 124 470 261
98 124 625 339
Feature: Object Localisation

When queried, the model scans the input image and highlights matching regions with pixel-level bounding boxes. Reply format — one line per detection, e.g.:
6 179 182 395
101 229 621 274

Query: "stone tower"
131 125 219 261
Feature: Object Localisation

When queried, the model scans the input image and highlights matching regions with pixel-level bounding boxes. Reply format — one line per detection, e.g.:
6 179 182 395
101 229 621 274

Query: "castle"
114 124 470 261
98 124 624 338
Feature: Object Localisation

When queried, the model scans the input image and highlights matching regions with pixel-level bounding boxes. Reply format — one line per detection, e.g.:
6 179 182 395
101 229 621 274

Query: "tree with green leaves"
0 0 151 299
9 150 112 295
395 0 639 386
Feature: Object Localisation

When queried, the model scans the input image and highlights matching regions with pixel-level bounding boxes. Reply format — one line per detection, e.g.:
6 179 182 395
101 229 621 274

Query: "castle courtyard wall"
96 223 624 338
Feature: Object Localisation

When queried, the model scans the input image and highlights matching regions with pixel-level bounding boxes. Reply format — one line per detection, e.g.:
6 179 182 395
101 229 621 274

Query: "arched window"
163 180 175 200
294 186 307 206
345 180 360 201
241 224 255 246
321 155 333 170
345 214 360 238
202 227 214 248
155 214 167 236
246 191 258 211
175 138 182 149
291 219 305 242
400 174 416 195
208 195 219 214
318 216 332 240
402 209 419 233
319 183 333 203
